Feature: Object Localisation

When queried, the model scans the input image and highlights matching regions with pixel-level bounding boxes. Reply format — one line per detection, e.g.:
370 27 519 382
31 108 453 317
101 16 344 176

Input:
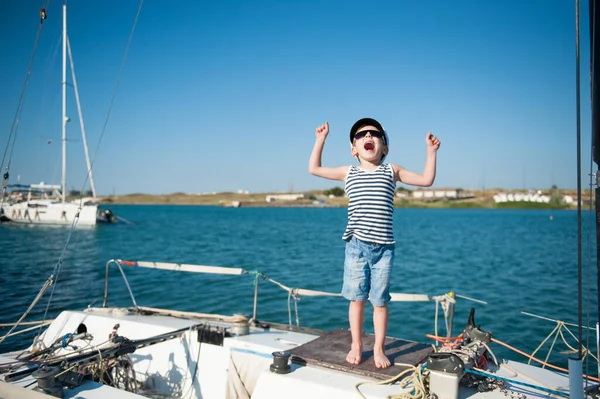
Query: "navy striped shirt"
342 164 396 244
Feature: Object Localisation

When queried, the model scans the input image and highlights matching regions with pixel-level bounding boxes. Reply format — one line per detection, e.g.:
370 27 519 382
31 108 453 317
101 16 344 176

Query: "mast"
67 38 97 198
61 4 67 203
588 0 600 379
590 0 600 378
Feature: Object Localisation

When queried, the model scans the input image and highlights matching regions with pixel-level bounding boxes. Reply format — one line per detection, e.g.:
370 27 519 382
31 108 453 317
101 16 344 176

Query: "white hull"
0 307 582 399
0 260 590 399
2 200 98 226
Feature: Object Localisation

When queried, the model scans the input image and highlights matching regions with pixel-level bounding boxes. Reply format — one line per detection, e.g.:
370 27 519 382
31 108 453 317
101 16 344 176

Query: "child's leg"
347 300 366 364
373 304 390 368
370 243 394 368
341 237 369 365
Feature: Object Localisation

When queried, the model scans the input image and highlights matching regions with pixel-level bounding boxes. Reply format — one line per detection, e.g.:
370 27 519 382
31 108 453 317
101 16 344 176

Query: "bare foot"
346 344 362 365
374 350 391 368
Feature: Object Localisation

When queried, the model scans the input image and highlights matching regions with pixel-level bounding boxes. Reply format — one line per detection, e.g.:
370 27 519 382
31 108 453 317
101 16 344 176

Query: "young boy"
308 118 440 368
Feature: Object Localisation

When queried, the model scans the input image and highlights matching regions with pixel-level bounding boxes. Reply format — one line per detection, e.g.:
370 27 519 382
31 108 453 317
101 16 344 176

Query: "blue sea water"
0 205 598 373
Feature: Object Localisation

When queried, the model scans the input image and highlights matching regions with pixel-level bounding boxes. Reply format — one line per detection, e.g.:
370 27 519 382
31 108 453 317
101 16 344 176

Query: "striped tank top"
342 163 396 245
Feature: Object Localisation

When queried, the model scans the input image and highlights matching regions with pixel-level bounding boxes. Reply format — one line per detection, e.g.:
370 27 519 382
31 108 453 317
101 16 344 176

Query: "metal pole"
252 280 259 323
597 322 600 378
447 294 455 338
575 0 584 361
569 356 584 399
61 5 67 203
589 0 600 381
67 38 96 198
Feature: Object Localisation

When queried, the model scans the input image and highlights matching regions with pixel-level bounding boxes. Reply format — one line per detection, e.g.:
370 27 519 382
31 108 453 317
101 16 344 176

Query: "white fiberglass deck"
0 307 578 399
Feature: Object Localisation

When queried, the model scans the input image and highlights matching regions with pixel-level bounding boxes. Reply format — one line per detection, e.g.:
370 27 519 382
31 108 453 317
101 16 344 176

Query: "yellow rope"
528 322 560 365
543 326 561 367
561 324 598 361
527 321 598 369
354 364 428 399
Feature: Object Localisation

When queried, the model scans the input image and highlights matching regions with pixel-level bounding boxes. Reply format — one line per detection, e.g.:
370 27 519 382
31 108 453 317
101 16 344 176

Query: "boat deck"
289 328 433 380
0 309 576 399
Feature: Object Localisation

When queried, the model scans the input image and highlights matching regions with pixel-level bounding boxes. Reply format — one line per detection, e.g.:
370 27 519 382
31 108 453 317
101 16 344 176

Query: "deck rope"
528 321 598 369
0 278 53 346
492 337 600 382
0 321 53 341
466 368 570 398
354 363 428 399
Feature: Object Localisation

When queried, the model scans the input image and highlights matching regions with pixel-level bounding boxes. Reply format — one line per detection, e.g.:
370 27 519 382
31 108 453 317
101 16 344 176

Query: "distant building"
411 188 469 199
265 193 305 202
492 191 552 203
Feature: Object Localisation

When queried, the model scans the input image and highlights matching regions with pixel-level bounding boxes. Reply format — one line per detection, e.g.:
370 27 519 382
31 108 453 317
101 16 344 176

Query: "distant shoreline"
97 189 583 210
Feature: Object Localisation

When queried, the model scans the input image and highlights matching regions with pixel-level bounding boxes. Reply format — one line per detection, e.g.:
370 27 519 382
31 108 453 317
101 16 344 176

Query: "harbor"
0 0 598 398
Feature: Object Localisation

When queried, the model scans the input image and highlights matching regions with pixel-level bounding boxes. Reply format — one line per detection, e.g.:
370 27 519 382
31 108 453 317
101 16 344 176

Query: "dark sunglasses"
353 130 384 141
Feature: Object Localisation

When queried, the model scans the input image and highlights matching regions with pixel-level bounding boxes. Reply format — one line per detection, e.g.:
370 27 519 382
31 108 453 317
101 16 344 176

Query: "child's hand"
315 122 329 140
425 132 440 150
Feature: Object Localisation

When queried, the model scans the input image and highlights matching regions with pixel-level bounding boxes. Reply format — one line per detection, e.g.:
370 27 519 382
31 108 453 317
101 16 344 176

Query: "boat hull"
1 201 98 226
0 308 581 399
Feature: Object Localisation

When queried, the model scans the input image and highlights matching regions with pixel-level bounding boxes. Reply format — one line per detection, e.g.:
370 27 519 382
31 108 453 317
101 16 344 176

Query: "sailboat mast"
61 5 67 203
590 0 600 379
67 39 97 198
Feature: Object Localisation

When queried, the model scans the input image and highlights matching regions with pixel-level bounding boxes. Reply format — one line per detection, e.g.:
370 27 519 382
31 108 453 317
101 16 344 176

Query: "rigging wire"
0 1 50 207
76 0 144 199
31 0 144 345
589 0 598 384
587 15 594 388
585 2 600 384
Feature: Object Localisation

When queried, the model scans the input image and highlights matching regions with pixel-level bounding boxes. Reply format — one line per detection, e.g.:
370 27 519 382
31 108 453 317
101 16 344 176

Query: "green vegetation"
323 187 344 197
394 199 486 209
494 201 569 210
549 194 567 208
101 189 581 210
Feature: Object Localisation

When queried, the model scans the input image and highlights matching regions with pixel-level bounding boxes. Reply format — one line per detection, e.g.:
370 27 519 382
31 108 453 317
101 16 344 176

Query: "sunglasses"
353 130 385 141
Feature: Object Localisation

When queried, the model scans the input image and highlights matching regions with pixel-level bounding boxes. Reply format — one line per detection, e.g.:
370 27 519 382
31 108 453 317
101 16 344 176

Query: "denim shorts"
342 236 395 307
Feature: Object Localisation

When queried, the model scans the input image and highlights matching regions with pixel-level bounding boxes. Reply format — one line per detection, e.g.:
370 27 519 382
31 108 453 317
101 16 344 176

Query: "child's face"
351 125 388 163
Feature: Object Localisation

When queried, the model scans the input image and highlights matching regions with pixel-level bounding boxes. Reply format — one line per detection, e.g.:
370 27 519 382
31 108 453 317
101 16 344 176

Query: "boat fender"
269 351 291 374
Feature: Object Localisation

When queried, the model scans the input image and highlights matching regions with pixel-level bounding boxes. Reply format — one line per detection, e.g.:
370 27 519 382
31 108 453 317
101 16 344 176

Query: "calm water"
0 205 598 372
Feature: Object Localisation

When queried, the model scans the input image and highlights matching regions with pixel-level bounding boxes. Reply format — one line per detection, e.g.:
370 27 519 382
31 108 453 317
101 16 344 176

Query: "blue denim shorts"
342 236 395 307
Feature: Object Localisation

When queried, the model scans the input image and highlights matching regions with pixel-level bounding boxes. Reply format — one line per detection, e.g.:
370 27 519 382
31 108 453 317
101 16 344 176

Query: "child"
308 118 440 368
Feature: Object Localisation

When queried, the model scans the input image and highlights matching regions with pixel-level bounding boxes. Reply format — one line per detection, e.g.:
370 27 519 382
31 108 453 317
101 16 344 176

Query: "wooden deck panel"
288 329 433 380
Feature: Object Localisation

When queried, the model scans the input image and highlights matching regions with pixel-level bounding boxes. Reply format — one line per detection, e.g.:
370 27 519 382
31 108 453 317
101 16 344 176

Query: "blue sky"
0 0 592 195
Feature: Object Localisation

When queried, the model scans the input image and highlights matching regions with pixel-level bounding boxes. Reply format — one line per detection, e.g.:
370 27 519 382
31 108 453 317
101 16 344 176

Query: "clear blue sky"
0 0 592 195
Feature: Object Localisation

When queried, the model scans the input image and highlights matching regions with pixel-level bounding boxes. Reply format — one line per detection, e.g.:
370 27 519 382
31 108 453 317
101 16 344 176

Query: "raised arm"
308 121 349 181
392 132 440 186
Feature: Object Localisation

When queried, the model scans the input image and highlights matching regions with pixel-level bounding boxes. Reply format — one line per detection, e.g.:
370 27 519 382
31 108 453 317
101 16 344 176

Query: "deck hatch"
288 329 433 380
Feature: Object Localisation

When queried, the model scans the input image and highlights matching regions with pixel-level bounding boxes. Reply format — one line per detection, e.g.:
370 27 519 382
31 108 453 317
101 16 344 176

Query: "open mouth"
364 142 375 151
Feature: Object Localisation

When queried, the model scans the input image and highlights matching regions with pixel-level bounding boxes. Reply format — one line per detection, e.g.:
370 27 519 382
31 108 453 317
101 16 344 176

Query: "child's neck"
358 160 382 171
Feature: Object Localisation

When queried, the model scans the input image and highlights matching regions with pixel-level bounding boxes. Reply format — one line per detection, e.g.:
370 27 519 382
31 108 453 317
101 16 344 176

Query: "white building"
492 190 555 203
411 188 464 199
265 193 305 202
